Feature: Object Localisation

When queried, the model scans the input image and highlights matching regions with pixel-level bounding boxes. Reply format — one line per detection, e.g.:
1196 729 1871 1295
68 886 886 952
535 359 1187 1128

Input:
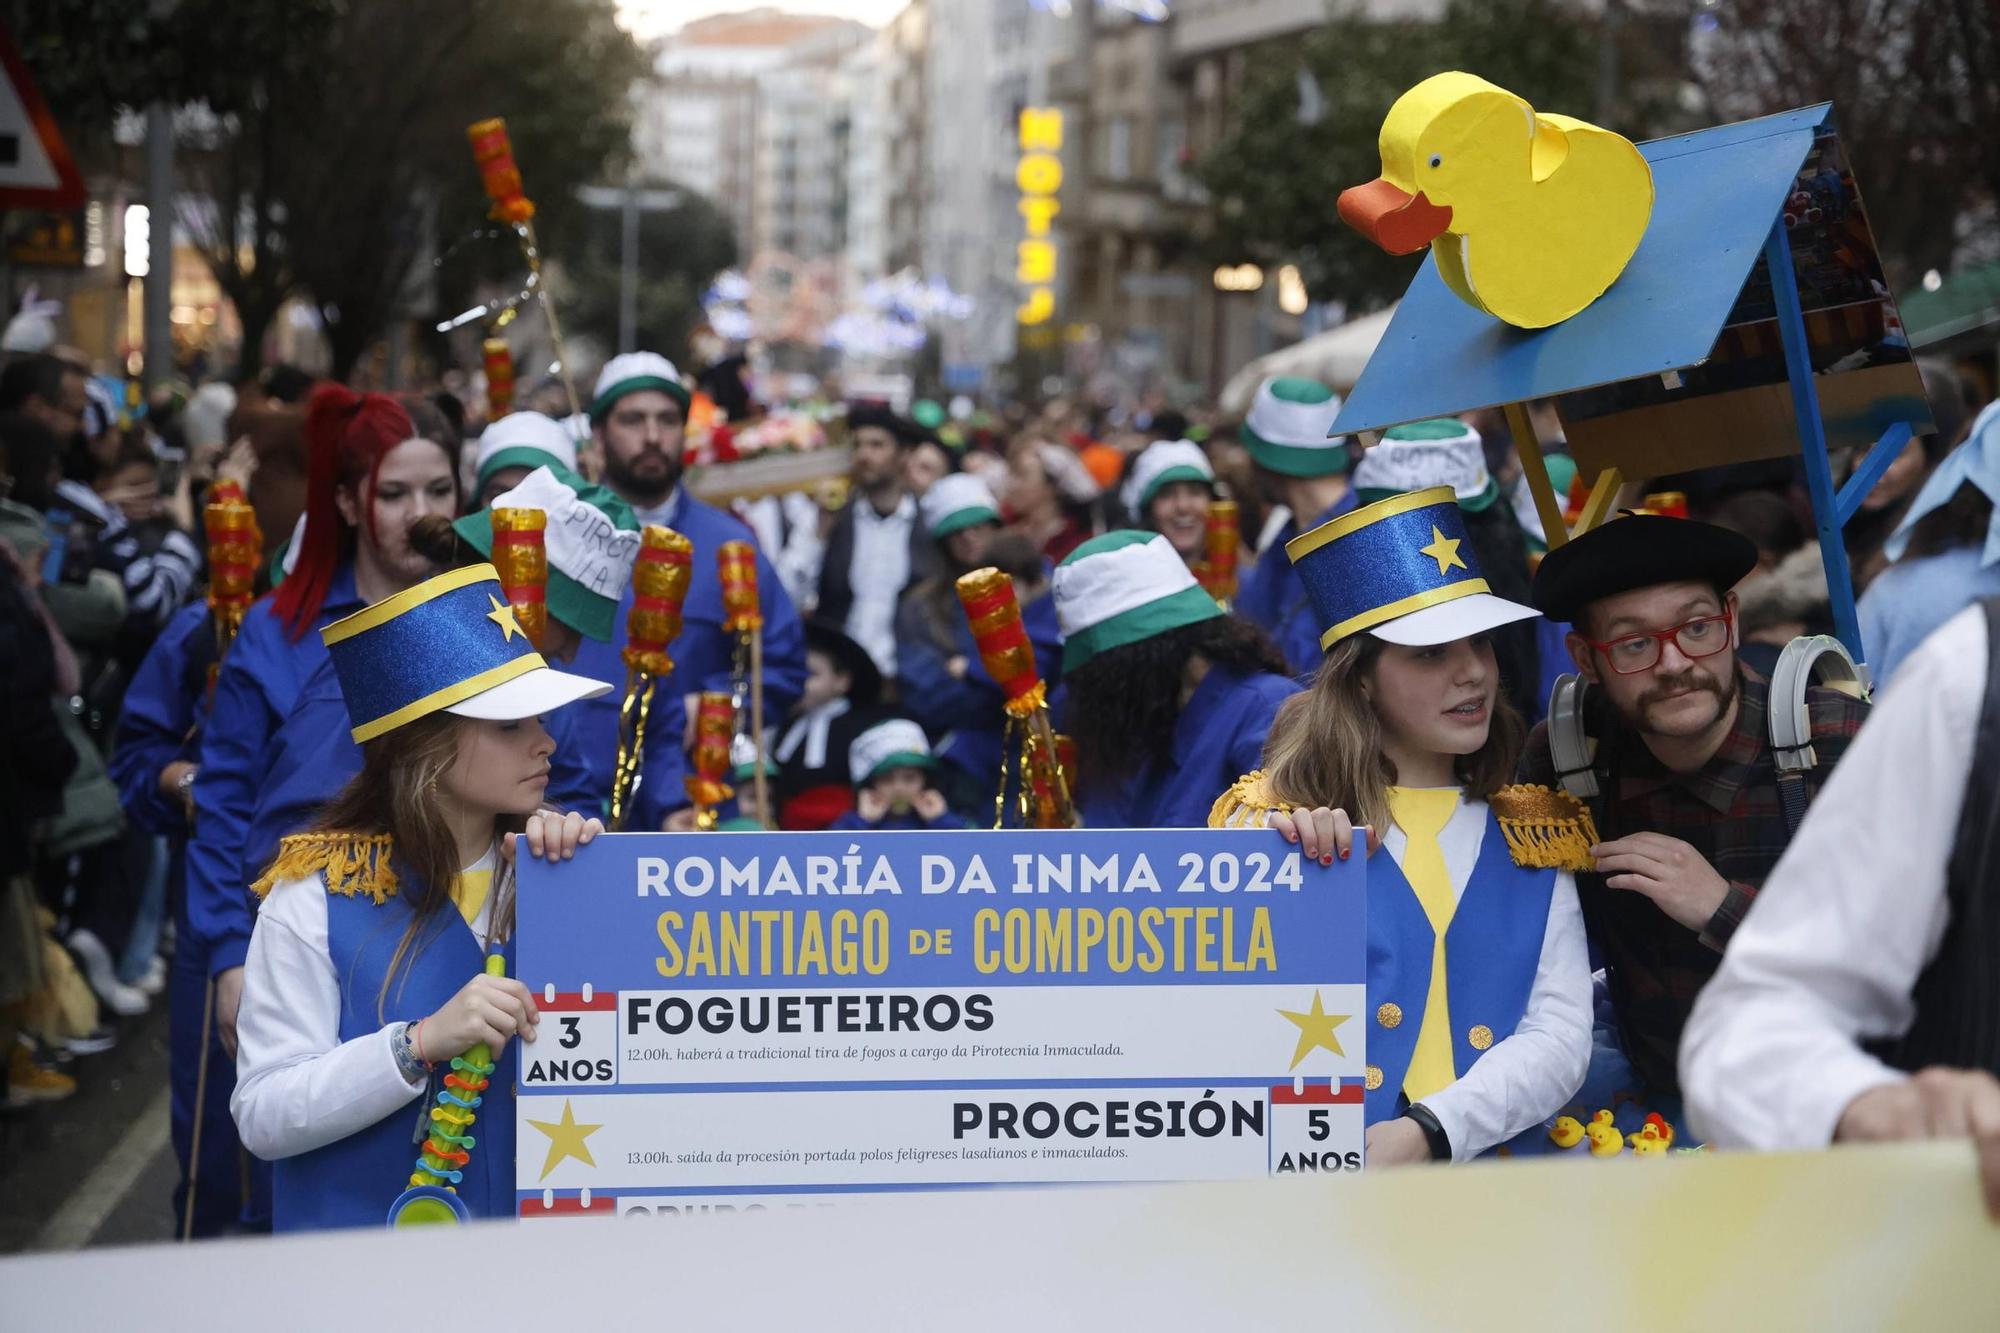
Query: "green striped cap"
1241 376 1349 478
1053 530 1223 673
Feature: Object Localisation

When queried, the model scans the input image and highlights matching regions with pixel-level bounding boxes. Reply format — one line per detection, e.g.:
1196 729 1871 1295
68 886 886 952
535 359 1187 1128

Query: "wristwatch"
391 1022 430 1086
1404 1102 1453 1161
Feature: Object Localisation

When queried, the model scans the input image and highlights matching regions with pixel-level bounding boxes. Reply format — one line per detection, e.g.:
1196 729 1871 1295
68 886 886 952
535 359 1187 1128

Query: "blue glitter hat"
1286 485 1539 652
321 564 609 743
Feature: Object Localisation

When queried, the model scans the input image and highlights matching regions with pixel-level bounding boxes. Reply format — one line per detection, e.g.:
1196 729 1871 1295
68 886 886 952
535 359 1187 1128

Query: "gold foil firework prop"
490 507 548 651
1199 499 1239 608
203 484 261 691
611 526 693 829
684 692 737 831
465 117 580 420
716 540 769 825
483 338 515 417
955 566 1074 828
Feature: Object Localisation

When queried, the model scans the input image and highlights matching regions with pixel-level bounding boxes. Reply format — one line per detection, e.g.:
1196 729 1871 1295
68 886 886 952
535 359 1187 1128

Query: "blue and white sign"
513 828 1365 1220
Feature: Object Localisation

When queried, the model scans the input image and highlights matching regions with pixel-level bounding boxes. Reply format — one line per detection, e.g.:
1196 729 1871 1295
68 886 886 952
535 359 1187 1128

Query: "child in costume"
231 565 606 1230
774 619 888 829
188 389 460 1091
1055 531 1296 828
1211 487 1591 1163
831 719 968 831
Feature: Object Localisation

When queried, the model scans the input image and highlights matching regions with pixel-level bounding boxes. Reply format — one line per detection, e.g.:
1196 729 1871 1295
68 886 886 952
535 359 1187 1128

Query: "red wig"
270 383 418 640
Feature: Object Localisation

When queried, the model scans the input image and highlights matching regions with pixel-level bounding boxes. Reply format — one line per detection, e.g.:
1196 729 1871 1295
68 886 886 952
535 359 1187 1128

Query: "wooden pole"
1505 402 1570 549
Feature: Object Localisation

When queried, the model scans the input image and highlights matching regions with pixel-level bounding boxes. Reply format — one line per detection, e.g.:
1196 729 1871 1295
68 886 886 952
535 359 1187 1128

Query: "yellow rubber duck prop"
1336 71 1654 329
1628 1124 1670 1157
1548 1115 1585 1149
1585 1109 1623 1157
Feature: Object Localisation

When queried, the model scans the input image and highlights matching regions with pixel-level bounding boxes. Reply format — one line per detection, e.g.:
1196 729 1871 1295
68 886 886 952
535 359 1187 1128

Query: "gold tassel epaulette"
250 832 400 903
1210 770 1285 829
1489 784 1599 873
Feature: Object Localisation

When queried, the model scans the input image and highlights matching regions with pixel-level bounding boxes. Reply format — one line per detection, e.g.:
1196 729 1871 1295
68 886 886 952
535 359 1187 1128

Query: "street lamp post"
575 183 683 354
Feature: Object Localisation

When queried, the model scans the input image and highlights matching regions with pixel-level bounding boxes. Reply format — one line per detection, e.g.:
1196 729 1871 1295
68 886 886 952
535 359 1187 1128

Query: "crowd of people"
3 301 1998 1233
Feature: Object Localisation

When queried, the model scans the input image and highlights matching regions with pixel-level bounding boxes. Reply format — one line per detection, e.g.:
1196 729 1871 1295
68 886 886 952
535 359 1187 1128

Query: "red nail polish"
1321 855 1333 866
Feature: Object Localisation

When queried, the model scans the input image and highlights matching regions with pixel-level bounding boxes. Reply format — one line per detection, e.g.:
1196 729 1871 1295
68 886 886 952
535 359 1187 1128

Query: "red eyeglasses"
1582 609 1734 675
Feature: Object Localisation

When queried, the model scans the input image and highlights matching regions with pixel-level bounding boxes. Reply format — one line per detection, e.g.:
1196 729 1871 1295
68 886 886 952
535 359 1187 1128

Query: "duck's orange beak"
1337 178 1453 255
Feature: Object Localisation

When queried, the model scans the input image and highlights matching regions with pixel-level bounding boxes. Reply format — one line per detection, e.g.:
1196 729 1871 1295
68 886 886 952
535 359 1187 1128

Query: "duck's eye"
1428 154 1443 169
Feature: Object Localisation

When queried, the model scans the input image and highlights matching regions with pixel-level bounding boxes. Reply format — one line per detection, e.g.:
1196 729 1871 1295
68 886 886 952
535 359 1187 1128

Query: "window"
1105 116 1132 181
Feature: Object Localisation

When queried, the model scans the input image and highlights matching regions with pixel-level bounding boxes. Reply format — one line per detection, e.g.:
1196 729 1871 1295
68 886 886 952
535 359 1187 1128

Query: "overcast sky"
617 0 909 41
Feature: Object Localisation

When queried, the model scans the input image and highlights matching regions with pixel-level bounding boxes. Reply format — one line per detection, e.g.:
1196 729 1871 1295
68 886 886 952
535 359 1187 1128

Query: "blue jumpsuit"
240 652 608 889
185 567 363 985
109 599 272 1235
1078 666 1299 829
1237 493 1358 678
830 808 971 831
568 492 804 829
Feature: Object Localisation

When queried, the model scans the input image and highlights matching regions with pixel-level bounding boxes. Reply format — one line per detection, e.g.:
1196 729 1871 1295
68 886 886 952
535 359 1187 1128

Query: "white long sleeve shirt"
1382 794 1592 1161
231 852 500 1161
1681 607 1974 1149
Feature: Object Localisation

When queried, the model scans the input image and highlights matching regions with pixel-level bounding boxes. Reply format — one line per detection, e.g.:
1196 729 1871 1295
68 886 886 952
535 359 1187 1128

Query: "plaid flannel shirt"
1518 660 1869 1096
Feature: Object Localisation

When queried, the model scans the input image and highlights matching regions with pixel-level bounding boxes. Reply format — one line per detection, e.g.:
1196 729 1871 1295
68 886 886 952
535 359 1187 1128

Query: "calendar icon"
521 985 619 1089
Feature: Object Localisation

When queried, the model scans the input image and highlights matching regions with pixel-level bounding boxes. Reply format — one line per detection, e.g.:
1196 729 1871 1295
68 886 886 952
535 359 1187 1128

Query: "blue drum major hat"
1287 485 1539 651
322 564 610 743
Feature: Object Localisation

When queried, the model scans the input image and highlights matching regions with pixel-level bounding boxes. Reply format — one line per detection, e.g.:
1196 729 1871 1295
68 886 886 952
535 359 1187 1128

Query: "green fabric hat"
453 463 640 643
849 718 937 785
920 473 1002 539
1241 376 1349 478
1052 530 1223 673
589 351 692 422
1353 417 1500 512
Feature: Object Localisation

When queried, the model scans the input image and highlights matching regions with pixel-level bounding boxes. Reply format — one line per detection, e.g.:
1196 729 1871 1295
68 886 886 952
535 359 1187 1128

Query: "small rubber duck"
1585 1109 1623 1157
1548 1115 1586 1149
1336 71 1655 329
1641 1111 1675 1147
1627 1123 1670 1157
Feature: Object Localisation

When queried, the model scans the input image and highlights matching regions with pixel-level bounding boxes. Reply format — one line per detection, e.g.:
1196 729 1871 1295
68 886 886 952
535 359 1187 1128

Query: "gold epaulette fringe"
1209 770 1285 829
250 832 400 903
1489 784 1600 873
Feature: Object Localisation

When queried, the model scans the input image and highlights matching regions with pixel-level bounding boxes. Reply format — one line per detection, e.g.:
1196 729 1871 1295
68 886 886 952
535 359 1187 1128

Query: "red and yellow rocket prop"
955 567 1074 828
1197 498 1239 609
717 540 770 826
388 954 505 1227
203 479 262 691
490 507 548 651
483 337 515 417
684 691 738 831
611 525 693 829
465 117 580 420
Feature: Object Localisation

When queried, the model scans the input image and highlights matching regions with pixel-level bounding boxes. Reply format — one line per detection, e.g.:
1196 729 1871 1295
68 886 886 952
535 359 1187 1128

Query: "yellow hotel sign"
1017 107 1062 326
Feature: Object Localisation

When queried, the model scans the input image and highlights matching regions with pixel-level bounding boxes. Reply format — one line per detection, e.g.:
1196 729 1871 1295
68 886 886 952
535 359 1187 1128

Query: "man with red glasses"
1516 513 1871 1126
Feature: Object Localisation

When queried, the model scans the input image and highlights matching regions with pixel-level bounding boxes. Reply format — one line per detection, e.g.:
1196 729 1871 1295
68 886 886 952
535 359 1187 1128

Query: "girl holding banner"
231 565 604 1230
1210 488 1591 1164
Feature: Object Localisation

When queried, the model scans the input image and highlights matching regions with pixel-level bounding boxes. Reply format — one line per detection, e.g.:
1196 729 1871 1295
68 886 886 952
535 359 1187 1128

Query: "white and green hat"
1122 438 1215 514
473 412 580 495
1241 376 1348 478
452 464 641 643
850 717 936 785
590 351 691 422
920 473 1001 539
1354 418 1499 511
1053 530 1223 673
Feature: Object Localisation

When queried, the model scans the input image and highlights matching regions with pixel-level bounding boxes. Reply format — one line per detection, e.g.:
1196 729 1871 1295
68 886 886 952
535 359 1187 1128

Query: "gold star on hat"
486 593 525 642
1419 525 1467 576
1278 989 1351 1070
527 1097 603 1181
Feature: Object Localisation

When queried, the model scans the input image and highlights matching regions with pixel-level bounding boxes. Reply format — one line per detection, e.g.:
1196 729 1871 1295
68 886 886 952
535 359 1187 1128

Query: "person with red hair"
184 385 462 1073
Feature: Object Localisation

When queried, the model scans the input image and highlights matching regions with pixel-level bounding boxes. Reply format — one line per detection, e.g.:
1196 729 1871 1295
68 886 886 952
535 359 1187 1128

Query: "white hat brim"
445 665 611 722
1367 592 1541 647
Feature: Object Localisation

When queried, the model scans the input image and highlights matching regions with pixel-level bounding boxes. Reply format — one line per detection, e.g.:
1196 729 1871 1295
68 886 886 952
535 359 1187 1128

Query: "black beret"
804 617 883 708
846 401 918 446
1531 513 1759 622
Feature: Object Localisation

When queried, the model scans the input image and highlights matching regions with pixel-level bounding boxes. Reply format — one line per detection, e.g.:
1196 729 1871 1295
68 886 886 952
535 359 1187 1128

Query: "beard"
1618 661 1738 739
605 445 682 504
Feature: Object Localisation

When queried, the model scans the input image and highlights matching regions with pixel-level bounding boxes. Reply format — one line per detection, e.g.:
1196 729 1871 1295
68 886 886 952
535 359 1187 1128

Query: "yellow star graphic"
526 1098 603 1181
1419 525 1467 576
486 594 524 643
1277 989 1351 1071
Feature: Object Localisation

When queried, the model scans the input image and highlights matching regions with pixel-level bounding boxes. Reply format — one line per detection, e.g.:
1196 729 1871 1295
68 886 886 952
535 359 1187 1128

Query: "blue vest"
273 879 517 1231
1364 807 1558 1157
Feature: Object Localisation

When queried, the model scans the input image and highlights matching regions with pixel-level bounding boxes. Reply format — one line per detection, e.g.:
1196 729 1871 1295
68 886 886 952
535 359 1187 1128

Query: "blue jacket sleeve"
829 809 871 831
633 686 693 829
894 602 994 735
746 545 806 719
109 602 208 835
545 704 601 816
923 810 969 831
185 616 284 977
1225 677 1296 781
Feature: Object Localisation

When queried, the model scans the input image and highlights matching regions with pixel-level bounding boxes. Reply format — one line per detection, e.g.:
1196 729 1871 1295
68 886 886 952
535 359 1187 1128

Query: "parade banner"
513 828 1366 1219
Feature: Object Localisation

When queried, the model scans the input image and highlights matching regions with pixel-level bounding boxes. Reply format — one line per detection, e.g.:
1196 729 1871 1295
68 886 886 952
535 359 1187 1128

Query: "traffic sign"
0 29 85 211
